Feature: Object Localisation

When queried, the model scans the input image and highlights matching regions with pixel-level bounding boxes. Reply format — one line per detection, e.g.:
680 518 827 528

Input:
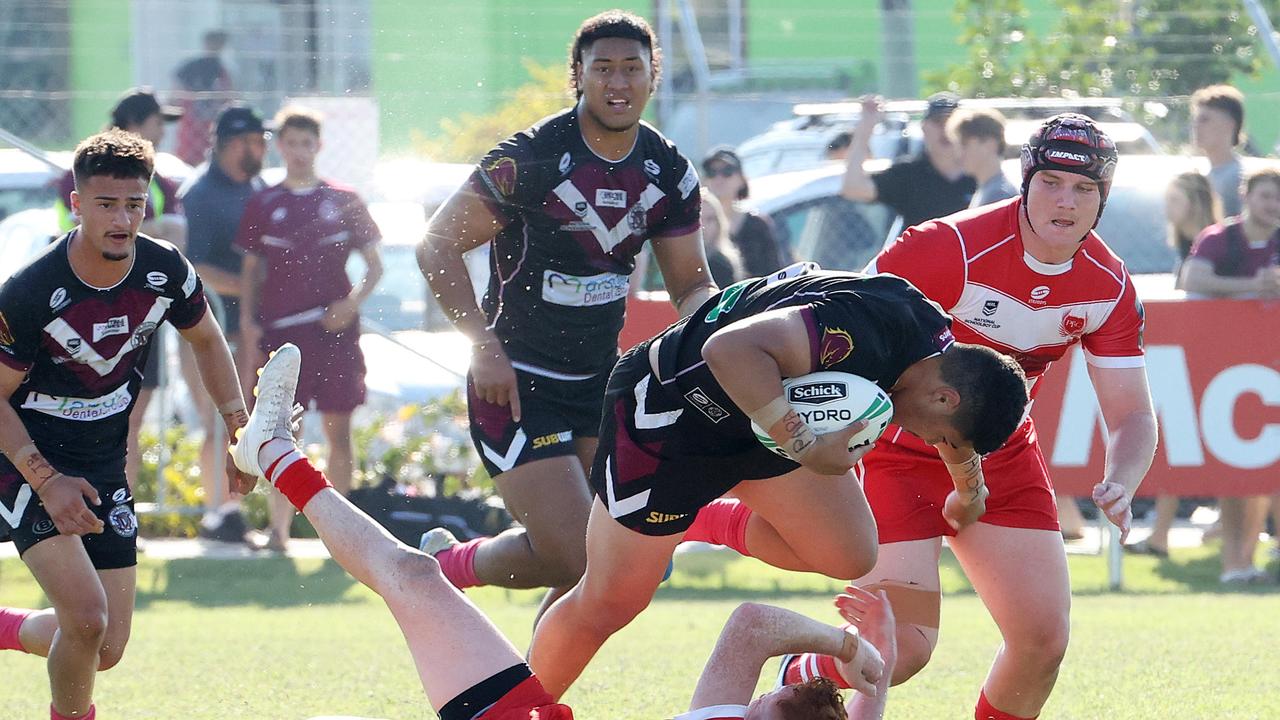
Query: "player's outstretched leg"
230 345 564 715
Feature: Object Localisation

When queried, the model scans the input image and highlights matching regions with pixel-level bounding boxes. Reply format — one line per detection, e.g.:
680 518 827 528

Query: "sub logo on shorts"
108 505 137 538
684 387 729 423
112 488 130 503
32 519 55 536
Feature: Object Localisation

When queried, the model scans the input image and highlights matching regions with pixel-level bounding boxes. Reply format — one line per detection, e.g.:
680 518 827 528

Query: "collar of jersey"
64 229 137 291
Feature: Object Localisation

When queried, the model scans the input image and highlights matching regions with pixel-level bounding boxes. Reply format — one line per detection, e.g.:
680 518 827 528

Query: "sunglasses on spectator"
703 164 740 178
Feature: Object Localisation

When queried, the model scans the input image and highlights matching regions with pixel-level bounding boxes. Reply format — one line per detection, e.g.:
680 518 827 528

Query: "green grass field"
2 544 1277 719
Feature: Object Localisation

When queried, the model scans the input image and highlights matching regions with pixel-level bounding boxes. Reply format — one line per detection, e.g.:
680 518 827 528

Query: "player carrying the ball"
526 265 1031 699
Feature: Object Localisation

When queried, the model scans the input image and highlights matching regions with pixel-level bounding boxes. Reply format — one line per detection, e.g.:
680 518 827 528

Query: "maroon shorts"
261 323 366 413
863 421 1060 544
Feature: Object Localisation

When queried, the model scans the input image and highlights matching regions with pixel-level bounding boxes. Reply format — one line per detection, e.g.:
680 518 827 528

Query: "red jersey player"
689 115 1158 720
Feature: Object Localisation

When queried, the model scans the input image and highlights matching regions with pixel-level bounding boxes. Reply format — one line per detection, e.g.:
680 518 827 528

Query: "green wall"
1237 66 1280 155
372 0 645 152
746 0 882 90
69 0 134 143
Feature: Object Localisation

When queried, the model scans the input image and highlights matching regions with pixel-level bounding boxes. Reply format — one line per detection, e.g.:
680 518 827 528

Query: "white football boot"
230 343 302 479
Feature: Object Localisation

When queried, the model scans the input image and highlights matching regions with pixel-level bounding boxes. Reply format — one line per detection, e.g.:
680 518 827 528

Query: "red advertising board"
621 295 1280 496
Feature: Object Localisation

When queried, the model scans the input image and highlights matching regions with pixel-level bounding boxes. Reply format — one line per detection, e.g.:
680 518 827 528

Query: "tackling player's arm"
688 602 881 710
0 364 103 536
418 190 524 419
702 307 870 476
650 229 717 318
176 310 254 494
1086 365 1157 542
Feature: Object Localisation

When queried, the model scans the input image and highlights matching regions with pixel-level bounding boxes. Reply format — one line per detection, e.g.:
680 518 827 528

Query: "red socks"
435 538 486 589
780 651 853 689
0 607 32 652
270 454 331 511
684 499 753 556
976 689 1037 720
51 704 94 720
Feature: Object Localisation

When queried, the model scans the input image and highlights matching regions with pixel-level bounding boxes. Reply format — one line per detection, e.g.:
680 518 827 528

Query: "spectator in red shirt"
1181 168 1280 584
235 106 383 551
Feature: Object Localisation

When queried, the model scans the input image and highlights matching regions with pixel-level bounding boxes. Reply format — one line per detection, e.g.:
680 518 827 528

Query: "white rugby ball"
750 371 893 460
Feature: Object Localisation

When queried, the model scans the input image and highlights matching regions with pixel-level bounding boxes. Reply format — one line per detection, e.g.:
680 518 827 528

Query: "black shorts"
467 365 608 478
588 342 795 536
0 457 138 570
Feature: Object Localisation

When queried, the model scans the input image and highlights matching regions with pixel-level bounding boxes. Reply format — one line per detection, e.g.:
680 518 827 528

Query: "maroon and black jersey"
0 233 207 475
651 268 955 450
469 108 701 377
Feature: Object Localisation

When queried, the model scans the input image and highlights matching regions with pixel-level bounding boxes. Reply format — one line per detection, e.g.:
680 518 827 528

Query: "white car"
744 154 1279 284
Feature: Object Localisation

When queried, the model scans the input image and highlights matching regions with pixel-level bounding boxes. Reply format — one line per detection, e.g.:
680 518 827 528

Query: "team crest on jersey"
92 316 130 342
108 504 137 538
983 299 999 316
1060 314 1086 339
0 311 13 347
485 156 518 198
819 327 854 367
131 321 158 349
627 205 647 233
644 159 661 176
49 287 69 311
271 206 288 223
319 199 342 223
559 152 573 174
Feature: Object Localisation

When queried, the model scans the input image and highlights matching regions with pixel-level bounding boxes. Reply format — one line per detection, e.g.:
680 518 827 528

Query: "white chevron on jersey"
552 180 666 254
44 295 173 377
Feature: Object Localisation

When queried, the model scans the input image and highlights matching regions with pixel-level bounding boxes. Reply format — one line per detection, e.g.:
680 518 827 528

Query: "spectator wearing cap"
51 87 188 495
947 107 1018 208
1191 84 1247 217
174 29 233 167
701 146 791 277
177 105 269 545
839 91 976 230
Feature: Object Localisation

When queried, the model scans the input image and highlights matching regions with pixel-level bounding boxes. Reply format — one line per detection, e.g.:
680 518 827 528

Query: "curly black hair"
567 10 661 98
941 343 1029 455
72 128 155 190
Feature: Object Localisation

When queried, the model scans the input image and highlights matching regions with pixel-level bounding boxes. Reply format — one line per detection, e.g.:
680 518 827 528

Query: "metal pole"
0 126 68 171
675 0 713 157
1242 0 1280 68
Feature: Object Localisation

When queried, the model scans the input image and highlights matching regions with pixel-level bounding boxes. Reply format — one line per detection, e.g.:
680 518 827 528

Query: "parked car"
744 153 1280 284
736 96 1164 179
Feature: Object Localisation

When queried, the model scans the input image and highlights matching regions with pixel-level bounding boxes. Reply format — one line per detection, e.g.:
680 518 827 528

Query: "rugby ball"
750 371 893 460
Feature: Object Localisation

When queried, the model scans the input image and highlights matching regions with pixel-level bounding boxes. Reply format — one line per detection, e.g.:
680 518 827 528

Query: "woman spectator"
1126 172 1222 558
702 146 791 276
1180 168 1280 584
699 189 745 286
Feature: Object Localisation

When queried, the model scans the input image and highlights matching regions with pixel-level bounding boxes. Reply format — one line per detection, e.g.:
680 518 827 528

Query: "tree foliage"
928 0 1280 99
413 60 570 163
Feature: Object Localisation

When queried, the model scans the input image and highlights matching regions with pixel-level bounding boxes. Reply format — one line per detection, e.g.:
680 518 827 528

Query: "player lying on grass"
229 344 890 719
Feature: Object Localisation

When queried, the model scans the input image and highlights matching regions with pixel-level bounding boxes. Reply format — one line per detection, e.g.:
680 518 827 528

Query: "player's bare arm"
0 364 103 536
177 309 253 494
689 602 882 711
1087 364 1158 542
324 243 382 331
936 442 989 531
650 228 718 318
838 96 881 203
419 189 523 418
702 308 871 476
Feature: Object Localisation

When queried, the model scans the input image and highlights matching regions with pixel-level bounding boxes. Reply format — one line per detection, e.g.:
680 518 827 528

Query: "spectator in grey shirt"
947 107 1018 208
1191 84 1246 217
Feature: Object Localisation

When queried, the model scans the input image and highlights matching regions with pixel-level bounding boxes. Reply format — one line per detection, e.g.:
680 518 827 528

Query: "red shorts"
480 676 574 720
262 323 366 413
863 421 1060 544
